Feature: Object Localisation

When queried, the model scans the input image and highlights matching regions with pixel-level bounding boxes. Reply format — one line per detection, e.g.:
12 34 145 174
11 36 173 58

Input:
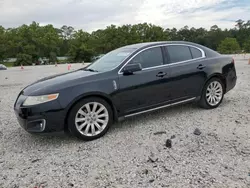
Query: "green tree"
0 26 7 62
243 39 250 52
234 20 250 47
69 44 94 62
15 54 32 66
204 25 228 50
217 38 241 54
235 19 244 29
49 52 58 63
1 20 250 65
60 25 75 39
68 30 95 62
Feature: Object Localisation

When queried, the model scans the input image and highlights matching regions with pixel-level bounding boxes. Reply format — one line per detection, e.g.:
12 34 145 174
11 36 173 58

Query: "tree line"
0 19 250 66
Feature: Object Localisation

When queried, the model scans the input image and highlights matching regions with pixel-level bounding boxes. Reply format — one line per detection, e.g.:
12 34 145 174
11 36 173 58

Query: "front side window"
129 47 163 69
166 45 192 63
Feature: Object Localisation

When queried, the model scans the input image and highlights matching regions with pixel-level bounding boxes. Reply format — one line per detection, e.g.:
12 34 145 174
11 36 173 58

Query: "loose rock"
235 120 241 124
149 179 155 183
193 128 201 136
154 131 167 135
165 139 172 148
241 149 250 155
142 169 149 175
31 159 41 163
148 152 158 163
170 135 176 139
162 166 172 173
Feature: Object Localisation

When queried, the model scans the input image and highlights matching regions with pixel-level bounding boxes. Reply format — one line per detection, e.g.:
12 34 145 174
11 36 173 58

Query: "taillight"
232 58 235 64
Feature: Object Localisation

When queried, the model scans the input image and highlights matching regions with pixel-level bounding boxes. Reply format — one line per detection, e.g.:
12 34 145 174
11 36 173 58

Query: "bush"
49 52 58 63
217 38 241 54
69 44 94 63
14 54 33 66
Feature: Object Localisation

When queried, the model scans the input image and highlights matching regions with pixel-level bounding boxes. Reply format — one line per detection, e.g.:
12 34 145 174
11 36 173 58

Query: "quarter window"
166 45 192 63
190 47 202 58
129 47 163 69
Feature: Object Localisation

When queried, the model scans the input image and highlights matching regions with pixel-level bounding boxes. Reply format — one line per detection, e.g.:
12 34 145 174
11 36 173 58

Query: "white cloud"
0 0 249 31
0 0 144 30
135 0 250 29
156 6 250 29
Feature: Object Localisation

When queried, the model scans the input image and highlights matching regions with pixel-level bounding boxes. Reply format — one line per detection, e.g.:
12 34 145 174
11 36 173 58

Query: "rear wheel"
67 97 113 141
199 78 224 109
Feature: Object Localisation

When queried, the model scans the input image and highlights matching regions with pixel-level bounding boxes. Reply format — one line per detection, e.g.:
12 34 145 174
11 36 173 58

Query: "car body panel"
14 94 65 132
22 70 99 96
116 67 172 115
165 58 207 100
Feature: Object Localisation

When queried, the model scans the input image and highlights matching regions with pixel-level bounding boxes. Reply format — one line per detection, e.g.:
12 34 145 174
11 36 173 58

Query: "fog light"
26 119 46 132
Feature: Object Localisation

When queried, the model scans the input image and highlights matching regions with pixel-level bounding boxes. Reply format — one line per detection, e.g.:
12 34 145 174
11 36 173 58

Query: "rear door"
117 46 172 115
163 45 207 100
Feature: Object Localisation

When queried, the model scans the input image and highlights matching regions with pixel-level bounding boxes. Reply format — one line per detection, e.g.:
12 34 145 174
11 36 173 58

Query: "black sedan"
14 41 237 141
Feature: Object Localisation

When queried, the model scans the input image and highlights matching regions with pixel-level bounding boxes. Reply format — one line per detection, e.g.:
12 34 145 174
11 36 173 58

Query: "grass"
1 62 14 67
58 59 71 64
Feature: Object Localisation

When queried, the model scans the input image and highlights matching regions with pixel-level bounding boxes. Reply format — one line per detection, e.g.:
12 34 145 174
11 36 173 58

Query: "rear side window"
190 47 202 58
166 45 192 63
129 47 163 69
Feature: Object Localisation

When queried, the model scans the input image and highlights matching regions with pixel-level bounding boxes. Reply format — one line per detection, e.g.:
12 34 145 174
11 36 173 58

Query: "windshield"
86 47 136 72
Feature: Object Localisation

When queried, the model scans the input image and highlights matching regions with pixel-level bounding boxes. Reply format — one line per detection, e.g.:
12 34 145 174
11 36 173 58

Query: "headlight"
23 93 59 106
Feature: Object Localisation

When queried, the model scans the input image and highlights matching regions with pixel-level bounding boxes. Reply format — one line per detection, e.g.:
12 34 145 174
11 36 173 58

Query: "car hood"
22 69 98 96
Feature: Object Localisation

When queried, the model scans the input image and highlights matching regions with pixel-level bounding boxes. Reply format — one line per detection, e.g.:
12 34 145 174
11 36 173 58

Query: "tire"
67 97 113 141
199 77 224 109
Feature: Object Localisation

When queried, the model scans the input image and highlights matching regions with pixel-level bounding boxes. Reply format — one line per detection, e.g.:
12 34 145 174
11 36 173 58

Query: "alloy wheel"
206 81 223 106
75 102 109 136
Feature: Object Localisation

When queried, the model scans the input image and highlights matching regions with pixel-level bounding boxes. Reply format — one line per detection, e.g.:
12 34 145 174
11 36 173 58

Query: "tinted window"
190 47 202 58
166 45 192 63
129 47 163 68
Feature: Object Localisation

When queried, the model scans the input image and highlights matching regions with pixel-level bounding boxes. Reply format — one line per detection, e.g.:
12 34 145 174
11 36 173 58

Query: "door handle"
197 64 206 70
156 72 167 77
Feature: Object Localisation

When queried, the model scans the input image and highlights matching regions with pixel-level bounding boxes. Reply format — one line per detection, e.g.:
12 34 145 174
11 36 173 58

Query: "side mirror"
123 63 142 75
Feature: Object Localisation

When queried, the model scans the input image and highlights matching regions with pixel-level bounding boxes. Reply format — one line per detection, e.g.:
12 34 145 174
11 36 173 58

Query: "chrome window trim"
118 44 206 74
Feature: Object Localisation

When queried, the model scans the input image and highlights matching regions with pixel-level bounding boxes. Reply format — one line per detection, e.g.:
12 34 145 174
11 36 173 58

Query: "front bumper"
14 94 66 133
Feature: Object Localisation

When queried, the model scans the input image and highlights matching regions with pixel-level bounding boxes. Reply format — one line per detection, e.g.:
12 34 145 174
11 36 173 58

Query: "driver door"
116 47 172 116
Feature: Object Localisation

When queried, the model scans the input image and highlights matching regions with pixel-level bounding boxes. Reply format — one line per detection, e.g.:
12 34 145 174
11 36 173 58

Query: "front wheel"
67 97 113 141
199 78 224 109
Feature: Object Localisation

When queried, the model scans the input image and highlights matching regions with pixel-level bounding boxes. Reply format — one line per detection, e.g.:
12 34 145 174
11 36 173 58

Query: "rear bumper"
14 95 66 133
225 68 237 93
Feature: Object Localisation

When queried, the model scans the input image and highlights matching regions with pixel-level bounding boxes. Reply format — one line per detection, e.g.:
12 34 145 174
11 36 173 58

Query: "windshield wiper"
84 68 99 72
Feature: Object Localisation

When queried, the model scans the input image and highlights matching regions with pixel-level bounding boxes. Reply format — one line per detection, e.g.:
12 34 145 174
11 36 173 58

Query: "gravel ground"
0 58 250 188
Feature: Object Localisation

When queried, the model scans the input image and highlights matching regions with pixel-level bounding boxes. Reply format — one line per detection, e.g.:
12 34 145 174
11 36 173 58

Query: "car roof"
122 41 201 49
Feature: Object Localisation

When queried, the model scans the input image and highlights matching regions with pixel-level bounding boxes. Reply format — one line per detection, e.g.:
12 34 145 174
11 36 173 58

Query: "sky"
0 0 250 32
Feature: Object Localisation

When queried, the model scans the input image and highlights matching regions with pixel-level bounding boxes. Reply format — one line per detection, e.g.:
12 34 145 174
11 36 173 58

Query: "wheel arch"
64 92 118 131
202 73 227 94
